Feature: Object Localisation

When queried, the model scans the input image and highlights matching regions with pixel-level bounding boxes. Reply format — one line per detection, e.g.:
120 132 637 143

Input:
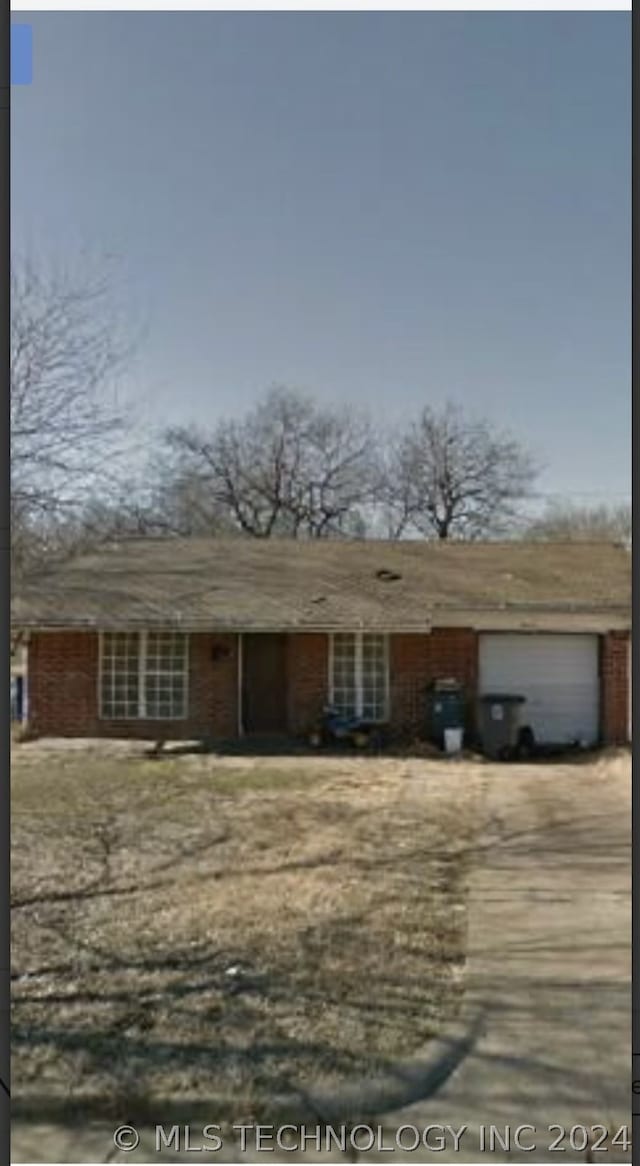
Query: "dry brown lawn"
11 741 480 1126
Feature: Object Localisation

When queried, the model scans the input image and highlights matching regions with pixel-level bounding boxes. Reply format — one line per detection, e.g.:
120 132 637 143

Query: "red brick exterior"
28 631 99 738
600 631 630 746
28 631 238 740
25 628 629 745
389 629 478 738
283 629 478 738
286 633 328 734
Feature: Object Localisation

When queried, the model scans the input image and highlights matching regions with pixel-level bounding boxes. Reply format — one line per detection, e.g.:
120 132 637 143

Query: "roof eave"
10 605 631 635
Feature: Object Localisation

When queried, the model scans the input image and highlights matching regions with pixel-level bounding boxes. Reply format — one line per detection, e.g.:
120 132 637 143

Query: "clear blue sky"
12 12 630 503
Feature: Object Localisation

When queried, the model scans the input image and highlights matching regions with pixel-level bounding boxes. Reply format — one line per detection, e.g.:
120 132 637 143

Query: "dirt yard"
11 741 483 1128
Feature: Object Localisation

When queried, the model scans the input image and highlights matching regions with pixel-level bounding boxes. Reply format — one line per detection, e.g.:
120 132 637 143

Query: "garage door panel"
479 634 599 745
514 683 598 743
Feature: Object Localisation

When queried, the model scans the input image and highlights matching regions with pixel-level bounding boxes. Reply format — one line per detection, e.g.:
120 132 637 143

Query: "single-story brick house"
11 538 631 747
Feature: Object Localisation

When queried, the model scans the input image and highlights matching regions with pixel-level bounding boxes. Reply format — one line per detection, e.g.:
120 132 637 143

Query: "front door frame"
239 631 288 736
237 632 244 737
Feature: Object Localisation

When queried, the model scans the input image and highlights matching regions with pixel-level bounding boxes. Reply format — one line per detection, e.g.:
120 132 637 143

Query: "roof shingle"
11 537 631 632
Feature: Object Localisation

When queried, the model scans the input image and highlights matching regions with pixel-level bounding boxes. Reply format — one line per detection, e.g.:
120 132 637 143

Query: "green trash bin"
426 680 465 749
478 693 526 760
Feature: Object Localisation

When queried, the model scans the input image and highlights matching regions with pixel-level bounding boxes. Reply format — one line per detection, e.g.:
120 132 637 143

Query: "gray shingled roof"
11 538 631 632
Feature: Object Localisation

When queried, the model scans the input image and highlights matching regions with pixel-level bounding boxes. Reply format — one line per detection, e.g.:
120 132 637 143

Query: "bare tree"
524 500 631 544
162 386 376 538
138 449 243 537
11 260 134 575
382 402 537 540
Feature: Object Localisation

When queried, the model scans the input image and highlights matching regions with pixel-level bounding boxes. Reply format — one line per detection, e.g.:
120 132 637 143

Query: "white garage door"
479 634 599 746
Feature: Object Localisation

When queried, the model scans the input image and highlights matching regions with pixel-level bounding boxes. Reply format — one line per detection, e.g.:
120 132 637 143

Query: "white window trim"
98 631 189 721
139 633 147 719
328 632 390 722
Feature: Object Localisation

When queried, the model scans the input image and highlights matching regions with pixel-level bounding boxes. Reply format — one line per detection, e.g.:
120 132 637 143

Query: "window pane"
333 692 357 718
100 633 140 719
332 634 357 717
331 633 387 721
144 632 188 719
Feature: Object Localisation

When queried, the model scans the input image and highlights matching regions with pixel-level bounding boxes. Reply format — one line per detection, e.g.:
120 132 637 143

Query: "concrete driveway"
359 750 632 1163
11 750 631 1164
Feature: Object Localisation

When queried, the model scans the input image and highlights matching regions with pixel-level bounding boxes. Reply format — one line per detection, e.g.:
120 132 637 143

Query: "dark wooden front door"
242 634 287 734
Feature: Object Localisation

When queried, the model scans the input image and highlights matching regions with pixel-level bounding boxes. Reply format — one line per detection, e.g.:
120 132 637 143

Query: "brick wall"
286 631 478 738
286 633 329 734
27 631 238 740
28 626 627 746
27 628 478 741
28 631 99 737
389 629 477 738
600 631 630 746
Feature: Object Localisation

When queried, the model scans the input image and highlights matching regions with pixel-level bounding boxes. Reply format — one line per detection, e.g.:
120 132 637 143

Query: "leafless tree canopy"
11 262 133 575
524 501 631 544
16 261 615 568
162 386 376 538
382 402 537 540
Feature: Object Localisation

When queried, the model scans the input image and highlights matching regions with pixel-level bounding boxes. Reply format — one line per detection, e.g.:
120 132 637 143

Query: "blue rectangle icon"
12 24 33 86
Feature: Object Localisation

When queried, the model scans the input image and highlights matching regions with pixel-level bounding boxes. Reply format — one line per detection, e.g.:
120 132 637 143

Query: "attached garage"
479 633 600 746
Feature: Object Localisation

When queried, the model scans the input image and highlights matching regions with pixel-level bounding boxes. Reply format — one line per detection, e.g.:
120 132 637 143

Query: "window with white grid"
100 631 189 720
144 632 188 719
331 633 388 721
100 632 140 719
